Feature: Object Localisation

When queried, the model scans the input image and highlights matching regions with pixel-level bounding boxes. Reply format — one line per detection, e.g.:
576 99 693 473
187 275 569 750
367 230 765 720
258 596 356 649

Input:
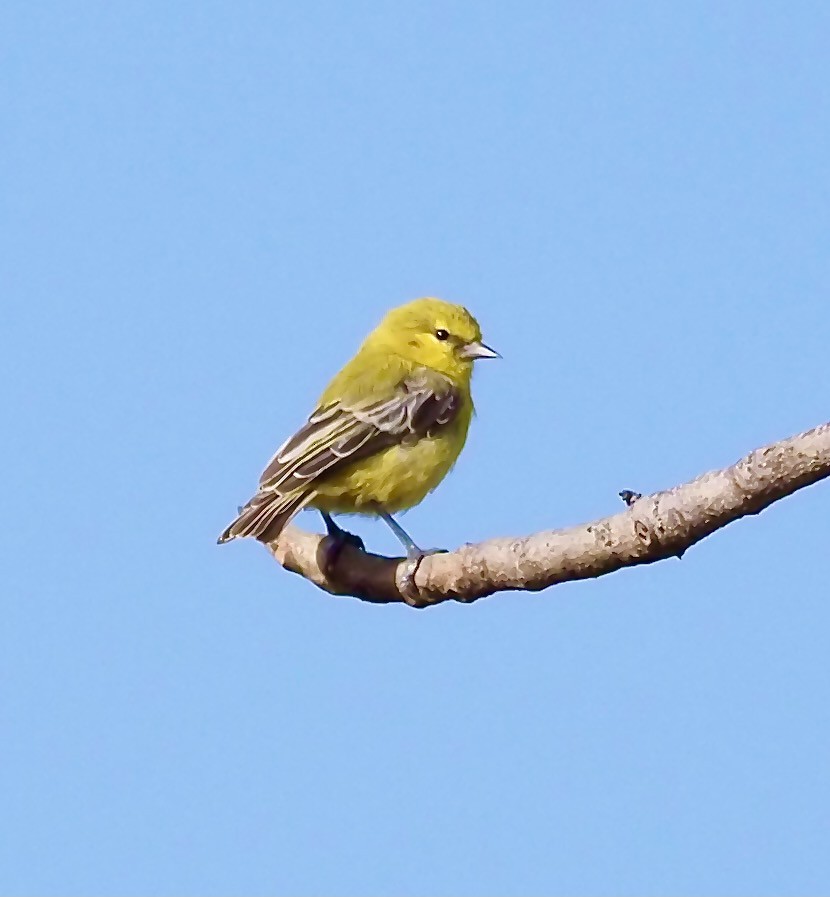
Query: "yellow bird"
218 297 498 559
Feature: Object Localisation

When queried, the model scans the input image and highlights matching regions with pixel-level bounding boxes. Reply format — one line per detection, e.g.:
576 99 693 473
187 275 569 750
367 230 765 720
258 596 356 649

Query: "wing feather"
258 368 461 494
219 366 463 544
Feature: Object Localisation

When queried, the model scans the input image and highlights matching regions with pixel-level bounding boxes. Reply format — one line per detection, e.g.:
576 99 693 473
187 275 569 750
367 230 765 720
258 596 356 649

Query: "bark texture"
263 421 830 608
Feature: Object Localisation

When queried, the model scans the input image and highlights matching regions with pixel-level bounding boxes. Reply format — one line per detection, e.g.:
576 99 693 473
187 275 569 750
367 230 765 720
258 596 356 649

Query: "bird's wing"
257 367 461 495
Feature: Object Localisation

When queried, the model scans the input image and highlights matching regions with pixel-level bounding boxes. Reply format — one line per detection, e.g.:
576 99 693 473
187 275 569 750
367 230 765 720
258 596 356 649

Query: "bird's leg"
375 506 447 600
321 511 365 547
375 509 430 558
320 511 365 575
377 508 449 558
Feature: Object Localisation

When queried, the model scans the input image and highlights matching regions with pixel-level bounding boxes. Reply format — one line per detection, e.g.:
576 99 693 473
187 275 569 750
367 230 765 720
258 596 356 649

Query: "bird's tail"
217 489 316 545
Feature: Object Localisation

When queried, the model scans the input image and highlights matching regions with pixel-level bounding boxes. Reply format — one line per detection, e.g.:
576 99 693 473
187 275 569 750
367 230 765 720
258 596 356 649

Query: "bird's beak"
459 340 501 360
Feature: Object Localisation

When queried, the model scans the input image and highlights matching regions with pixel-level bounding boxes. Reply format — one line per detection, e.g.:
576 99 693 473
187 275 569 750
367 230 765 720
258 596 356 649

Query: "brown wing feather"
259 370 460 495
217 489 317 544
218 368 462 544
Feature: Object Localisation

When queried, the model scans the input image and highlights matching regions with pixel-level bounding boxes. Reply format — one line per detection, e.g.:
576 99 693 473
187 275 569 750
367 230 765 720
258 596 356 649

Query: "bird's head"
368 297 499 381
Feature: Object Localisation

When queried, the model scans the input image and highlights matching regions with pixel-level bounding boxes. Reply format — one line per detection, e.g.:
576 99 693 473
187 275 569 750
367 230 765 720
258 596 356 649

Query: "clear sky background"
3 2 830 895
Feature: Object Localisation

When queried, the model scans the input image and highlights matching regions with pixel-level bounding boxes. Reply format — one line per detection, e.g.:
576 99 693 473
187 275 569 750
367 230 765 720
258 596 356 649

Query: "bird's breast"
313 417 470 514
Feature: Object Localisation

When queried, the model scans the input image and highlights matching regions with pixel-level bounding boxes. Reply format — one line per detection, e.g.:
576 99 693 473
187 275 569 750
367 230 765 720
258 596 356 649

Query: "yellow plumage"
218 297 497 555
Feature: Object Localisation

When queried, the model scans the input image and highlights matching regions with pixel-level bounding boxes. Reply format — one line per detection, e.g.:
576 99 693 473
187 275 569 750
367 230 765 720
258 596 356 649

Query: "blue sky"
4 1 830 894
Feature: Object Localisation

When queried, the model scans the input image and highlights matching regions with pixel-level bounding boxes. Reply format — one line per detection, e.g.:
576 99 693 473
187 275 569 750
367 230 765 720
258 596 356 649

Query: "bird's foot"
398 548 447 607
320 521 366 577
409 546 447 560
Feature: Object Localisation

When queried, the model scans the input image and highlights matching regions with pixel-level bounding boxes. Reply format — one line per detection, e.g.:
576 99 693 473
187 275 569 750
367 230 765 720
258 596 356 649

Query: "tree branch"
263 421 830 608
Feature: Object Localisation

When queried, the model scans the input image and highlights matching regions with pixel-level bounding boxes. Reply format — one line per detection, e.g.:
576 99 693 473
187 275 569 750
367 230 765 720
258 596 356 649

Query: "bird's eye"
435 329 449 341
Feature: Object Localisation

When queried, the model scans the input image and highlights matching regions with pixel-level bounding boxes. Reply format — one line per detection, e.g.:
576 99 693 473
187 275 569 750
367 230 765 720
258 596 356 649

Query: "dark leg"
319 511 365 575
320 511 365 548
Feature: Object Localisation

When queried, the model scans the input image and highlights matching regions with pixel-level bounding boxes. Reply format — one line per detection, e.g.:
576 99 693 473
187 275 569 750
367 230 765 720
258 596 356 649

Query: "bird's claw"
339 529 366 552
320 529 366 577
398 548 447 607
410 547 448 558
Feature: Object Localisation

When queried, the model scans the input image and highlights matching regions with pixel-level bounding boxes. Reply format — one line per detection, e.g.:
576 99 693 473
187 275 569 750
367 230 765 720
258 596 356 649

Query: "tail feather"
217 490 316 545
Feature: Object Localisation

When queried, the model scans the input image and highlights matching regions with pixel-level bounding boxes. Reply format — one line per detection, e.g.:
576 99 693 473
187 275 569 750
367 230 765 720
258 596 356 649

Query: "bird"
217 297 499 561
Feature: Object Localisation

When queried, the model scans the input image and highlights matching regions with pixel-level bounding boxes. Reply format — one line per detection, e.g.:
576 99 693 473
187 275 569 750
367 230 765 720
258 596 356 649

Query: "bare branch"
263 421 830 608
